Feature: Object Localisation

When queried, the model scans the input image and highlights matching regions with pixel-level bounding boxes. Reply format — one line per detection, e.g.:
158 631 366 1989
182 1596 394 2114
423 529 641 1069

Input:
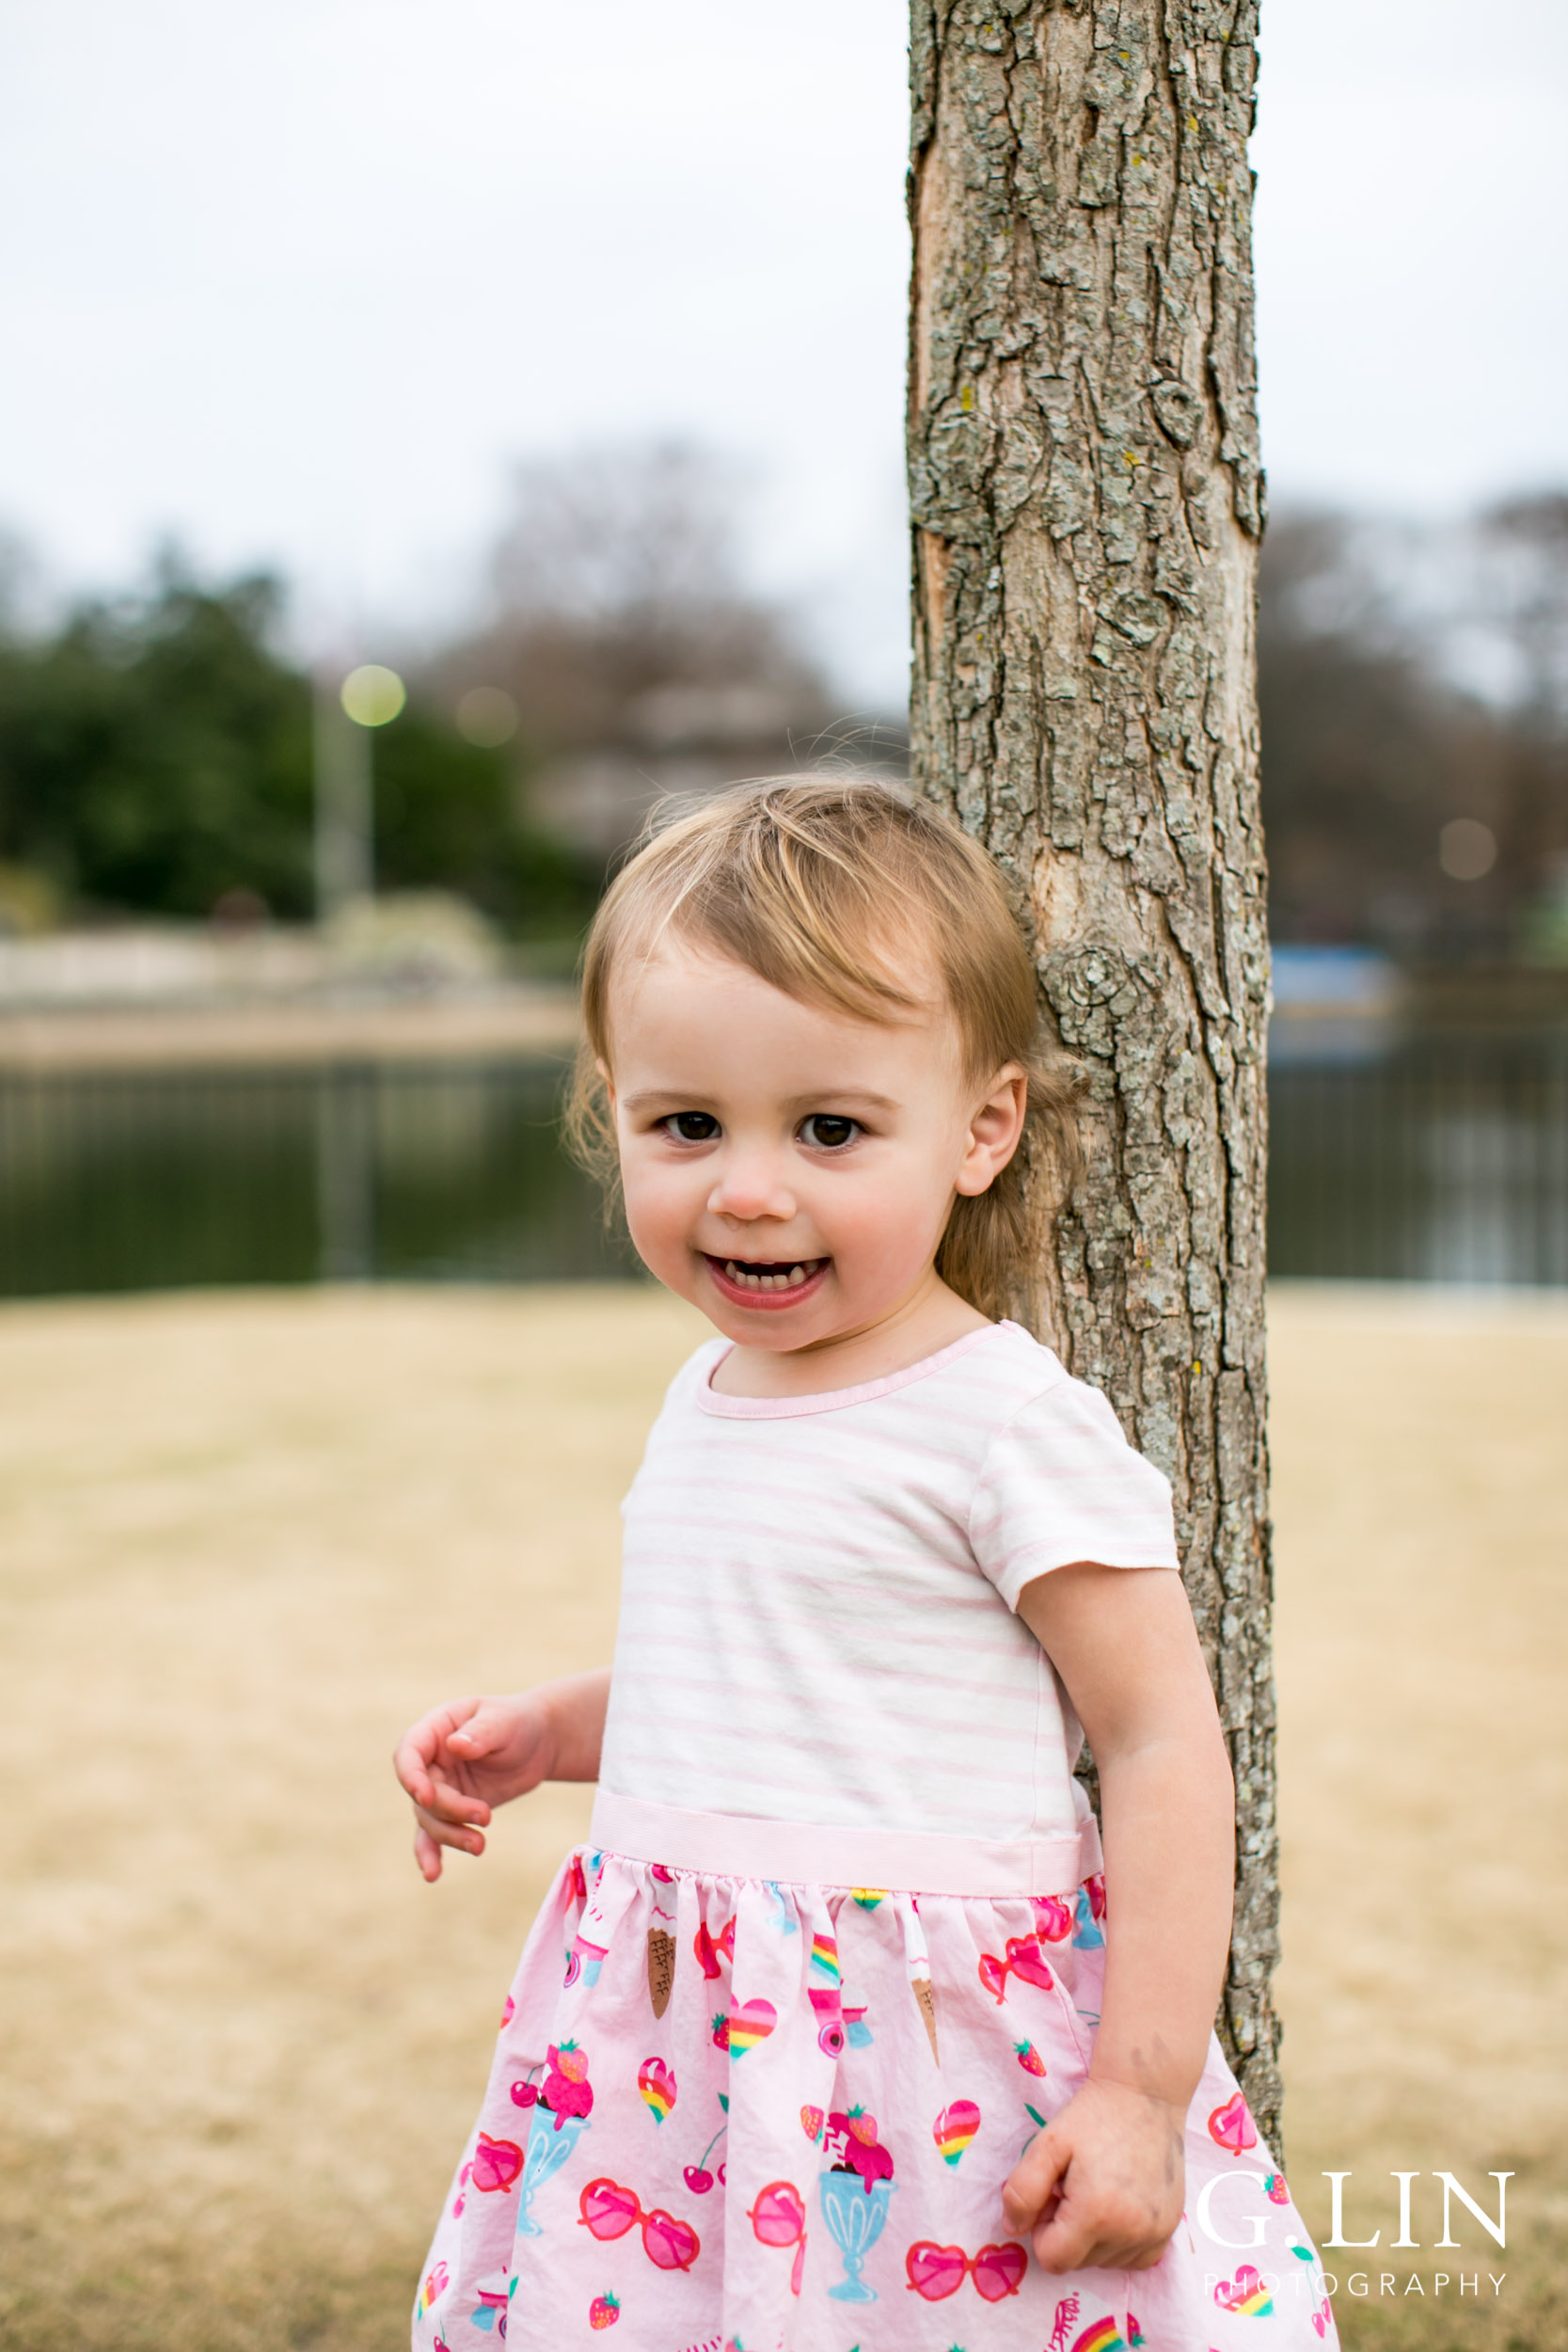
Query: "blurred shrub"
0 558 598 934
370 701 594 934
0 564 314 919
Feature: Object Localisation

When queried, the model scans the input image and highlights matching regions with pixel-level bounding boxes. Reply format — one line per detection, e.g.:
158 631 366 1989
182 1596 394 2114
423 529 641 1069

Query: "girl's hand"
393 1693 555 1882
392 1669 611 1882
1001 2078 1185 2273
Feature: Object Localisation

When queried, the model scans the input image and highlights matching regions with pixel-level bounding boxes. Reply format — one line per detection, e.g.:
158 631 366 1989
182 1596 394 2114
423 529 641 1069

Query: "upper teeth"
723 1260 815 1292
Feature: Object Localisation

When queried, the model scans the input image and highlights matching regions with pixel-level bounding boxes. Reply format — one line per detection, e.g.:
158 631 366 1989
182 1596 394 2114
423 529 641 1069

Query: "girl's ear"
595 1056 616 1115
955 1065 1028 1197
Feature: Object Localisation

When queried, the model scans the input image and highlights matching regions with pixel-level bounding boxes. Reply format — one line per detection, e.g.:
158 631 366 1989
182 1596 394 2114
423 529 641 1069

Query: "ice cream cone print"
896 1893 939 2063
913 1976 939 2063
647 1928 676 2019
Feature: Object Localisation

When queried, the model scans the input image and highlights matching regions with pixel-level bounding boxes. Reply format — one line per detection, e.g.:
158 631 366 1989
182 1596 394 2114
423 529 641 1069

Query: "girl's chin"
700 1254 832 1314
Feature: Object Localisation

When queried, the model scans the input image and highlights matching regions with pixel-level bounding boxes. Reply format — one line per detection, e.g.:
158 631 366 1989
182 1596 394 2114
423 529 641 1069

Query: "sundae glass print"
514 2042 594 2237
817 2106 896 2302
817 2168 895 2302
516 2103 590 2235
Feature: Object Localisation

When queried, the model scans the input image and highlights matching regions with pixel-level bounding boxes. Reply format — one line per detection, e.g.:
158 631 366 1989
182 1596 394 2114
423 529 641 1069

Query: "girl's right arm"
393 1668 611 1882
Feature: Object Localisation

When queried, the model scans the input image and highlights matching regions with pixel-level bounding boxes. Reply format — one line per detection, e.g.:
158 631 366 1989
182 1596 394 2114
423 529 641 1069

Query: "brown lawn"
0 1282 1562 2350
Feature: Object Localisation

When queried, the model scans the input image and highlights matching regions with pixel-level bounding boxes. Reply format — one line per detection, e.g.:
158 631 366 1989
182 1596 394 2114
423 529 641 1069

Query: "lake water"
1 1030 1563 1297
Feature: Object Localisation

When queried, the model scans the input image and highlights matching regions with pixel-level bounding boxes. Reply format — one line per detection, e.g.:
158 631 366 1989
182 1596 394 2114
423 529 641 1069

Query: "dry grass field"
1 1281 1563 2351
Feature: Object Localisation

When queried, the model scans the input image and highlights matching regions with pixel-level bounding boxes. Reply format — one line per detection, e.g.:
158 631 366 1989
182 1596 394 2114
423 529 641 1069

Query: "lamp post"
311 662 406 921
312 661 405 1282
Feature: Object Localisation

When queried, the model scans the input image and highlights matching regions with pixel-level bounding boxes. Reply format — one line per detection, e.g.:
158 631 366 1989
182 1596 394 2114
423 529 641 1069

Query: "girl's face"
603 942 1025 1359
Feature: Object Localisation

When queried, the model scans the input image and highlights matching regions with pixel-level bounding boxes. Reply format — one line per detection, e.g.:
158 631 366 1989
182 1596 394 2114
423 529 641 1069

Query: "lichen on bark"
907 0 1280 2137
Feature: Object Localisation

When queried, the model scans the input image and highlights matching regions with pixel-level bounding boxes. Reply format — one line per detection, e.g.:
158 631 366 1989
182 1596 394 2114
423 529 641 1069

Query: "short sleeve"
968 1375 1180 1610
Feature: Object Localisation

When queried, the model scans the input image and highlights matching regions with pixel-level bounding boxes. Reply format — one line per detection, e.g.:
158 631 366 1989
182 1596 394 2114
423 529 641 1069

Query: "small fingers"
393 1698 485 1797
392 1735 437 1810
1032 2212 1094 2274
1002 2130 1068 2236
1032 2200 1174 2276
423 1772 492 1830
412 1801 488 1860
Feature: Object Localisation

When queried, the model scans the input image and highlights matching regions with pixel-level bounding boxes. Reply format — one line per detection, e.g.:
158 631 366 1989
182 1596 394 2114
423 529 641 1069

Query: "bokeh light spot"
1438 818 1497 882
341 664 406 727
455 686 519 747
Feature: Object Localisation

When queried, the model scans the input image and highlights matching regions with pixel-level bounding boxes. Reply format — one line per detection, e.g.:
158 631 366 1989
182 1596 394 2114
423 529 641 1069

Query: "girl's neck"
706 1269 991 1400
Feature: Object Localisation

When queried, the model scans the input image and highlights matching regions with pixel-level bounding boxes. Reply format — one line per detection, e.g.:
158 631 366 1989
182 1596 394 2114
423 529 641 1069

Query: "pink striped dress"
412 1321 1336 2352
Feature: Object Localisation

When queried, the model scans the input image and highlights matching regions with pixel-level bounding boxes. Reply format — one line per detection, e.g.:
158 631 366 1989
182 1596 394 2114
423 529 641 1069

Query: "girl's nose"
706 1152 796 1226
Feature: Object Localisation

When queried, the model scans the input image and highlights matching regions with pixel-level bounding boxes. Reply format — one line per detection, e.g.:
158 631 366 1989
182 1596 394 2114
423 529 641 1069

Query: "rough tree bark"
907 0 1278 2137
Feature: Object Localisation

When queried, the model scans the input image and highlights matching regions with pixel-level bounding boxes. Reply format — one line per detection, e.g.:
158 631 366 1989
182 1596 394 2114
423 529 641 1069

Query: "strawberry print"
539 2041 594 2128
588 2290 620 2328
822 2105 894 2190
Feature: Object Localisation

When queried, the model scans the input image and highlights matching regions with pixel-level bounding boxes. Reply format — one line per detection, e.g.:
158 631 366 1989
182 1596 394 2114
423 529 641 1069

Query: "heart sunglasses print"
468 2132 525 2193
749 2178 808 2296
977 1933 1054 2004
906 2237 1028 2302
577 2177 701 2271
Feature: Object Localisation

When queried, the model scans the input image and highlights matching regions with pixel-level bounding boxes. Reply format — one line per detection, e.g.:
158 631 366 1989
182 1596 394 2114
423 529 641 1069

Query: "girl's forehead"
605 940 956 1065
614 936 938 1012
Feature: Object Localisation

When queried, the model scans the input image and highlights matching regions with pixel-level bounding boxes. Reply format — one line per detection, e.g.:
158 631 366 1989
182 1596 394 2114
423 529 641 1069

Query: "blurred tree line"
1261 494 1568 961
0 557 595 936
1 459 1564 962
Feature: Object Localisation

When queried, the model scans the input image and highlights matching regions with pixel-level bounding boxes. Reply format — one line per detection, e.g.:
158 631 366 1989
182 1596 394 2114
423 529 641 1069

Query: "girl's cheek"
624 1163 705 1263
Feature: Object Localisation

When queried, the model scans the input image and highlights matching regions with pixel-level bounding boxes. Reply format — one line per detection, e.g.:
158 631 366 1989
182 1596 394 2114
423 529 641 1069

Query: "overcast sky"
1 0 1564 704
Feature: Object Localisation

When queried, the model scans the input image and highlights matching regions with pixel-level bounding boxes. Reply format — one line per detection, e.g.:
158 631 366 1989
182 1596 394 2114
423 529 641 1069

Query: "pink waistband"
588 1789 1102 1899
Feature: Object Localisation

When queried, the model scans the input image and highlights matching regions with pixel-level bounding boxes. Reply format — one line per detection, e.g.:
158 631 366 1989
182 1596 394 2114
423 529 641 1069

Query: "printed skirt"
412 1792 1338 2352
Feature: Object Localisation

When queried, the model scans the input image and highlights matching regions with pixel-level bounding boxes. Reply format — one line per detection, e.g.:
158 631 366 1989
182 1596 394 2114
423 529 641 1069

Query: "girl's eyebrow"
787 1089 901 1114
619 1088 721 1113
618 1087 903 1116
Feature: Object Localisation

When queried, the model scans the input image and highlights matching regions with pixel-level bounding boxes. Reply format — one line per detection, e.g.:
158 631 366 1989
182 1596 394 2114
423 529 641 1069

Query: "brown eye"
800 1114 858 1151
667 1111 720 1142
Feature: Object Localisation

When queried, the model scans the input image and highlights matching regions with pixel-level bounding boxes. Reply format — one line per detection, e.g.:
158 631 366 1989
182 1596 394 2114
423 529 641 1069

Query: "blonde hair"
566 776 1081 1320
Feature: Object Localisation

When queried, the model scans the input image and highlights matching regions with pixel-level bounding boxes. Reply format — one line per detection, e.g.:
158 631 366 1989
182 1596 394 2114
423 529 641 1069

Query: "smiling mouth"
704 1254 827 1295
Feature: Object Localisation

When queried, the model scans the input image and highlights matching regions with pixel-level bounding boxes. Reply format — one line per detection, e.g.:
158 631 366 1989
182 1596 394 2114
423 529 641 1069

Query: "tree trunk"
907 0 1278 2138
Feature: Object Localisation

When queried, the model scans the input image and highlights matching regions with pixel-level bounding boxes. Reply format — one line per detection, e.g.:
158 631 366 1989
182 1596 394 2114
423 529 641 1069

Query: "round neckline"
696 1319 1022 1420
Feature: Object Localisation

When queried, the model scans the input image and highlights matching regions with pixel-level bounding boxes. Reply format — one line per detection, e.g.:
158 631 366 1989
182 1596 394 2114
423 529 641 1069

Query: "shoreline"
0 986 581 1072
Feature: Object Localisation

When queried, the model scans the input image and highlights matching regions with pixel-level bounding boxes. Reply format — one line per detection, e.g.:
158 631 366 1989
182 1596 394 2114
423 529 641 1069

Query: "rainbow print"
1069 2318 1126 2352
414 2262 449 2320
726 1996 777 2056
637 2055 676 2123
808 1934 841 1985
931 2098 981 2167
1215 2265 1275 2317
850 1888 886 1910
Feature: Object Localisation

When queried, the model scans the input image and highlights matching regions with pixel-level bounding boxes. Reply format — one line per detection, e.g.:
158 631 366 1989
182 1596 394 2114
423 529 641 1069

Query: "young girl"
395 780 1336 2352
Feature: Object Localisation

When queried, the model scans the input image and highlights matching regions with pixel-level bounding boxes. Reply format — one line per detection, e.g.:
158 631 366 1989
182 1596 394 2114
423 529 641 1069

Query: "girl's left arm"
1002 1562 1235 2272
